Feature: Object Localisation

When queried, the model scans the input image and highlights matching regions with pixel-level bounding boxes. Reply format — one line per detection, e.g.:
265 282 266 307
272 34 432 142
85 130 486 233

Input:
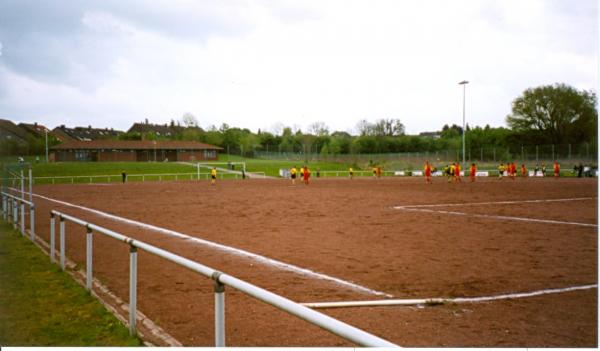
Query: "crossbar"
50 209 397 347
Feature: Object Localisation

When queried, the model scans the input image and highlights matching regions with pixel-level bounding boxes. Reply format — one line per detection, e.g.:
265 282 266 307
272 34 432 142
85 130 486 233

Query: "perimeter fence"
254 142 597 166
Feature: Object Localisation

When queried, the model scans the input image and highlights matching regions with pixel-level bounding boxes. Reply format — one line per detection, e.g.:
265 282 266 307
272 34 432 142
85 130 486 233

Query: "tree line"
118 83 597 159
3 83 596 159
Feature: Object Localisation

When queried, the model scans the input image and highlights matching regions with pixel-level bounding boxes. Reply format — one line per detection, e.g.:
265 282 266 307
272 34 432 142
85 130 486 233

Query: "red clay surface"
23 176 598 347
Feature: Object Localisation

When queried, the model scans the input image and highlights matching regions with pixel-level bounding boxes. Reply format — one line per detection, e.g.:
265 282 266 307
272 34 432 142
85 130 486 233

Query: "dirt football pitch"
27 176 597 347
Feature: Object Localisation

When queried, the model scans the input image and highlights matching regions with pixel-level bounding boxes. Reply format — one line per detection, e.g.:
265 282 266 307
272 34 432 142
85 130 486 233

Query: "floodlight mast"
459 80 469 169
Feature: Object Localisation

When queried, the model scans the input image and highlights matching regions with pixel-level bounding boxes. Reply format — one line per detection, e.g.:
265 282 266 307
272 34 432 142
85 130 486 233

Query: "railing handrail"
1 191 34 207
50 209 398 347
31 171 266 180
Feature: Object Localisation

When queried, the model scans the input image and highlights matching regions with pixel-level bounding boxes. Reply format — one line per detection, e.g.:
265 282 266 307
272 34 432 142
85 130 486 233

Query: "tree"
181 113 199 128
372 118 405 136
506 83 597 144
307 121 330 136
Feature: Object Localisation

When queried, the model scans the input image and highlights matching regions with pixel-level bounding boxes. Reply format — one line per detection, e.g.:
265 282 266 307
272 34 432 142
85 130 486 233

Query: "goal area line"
393 197 598 228
301 284 598 309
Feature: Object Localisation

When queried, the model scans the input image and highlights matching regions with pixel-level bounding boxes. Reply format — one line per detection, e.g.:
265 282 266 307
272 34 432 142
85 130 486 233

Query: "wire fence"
253 142 597 165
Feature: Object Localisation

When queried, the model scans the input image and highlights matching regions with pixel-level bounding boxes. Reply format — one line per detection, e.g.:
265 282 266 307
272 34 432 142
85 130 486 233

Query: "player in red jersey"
469 163 476 182
521 164 527 178
424 161 432 184
303 165 311 185
553 161 560 178
454 162 462 182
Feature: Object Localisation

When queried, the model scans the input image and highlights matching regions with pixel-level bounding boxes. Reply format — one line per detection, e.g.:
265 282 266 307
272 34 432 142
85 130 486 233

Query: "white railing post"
50 213 56 263
20 170 25 199
86 225 93 291
129 244 138 336
2 195 6 220
13 199 18 230
20 202 25 236
29 168 33 203
60 216 66 270
30 205 35 241
213 273 226 347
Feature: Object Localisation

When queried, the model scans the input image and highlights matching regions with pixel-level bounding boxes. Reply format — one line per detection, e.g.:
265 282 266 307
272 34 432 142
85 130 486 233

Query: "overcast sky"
0 0 597 135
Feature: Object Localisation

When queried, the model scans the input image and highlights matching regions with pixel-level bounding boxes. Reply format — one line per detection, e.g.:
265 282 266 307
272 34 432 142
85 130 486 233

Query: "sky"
0 0 597 135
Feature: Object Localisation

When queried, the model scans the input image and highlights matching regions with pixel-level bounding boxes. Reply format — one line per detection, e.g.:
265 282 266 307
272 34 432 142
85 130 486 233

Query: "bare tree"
307 121 330 136
181 112 199 127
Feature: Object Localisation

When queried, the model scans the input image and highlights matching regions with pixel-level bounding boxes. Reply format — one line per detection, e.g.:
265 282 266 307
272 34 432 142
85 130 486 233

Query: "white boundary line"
301 284 598 309
393 197 598 228
400 208 598 228
394 197 597 209
29 191 393 298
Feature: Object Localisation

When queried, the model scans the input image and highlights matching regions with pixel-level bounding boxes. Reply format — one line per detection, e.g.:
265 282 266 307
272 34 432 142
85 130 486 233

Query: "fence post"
13 199 17 229
50 213 56 263
493 148 496 162
30 205 35 241
536 145 539 162
129 245 138 336
60 216 66 271
29 168 33 203
2 195 6 221
21 170 24 199
86 225 93 291
213 273 226 347
568 144 571 159
552 144 554 160
586 143 589 159
20 202 25 236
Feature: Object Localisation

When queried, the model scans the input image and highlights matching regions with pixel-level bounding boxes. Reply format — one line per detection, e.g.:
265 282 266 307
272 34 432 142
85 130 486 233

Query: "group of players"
289 166 311 185
423 160 561 184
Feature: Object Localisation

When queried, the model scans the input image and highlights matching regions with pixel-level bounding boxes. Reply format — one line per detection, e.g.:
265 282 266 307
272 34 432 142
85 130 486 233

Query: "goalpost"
195 162 246 173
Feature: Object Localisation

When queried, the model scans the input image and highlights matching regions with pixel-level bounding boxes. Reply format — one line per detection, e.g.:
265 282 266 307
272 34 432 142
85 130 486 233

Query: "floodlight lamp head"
459 80 469 85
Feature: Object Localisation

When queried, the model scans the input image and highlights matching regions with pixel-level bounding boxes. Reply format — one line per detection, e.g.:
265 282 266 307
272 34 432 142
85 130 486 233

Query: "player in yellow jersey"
211 167 217 185
290 166 297 185
497 163 505 179
448 163 456 183
349 167 354 179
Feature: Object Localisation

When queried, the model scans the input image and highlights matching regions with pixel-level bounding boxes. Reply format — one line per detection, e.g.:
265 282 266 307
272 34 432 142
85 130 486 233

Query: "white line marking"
400 207 598 228
394 197 596 209
301 284 598 308
30 191 392 298
393 197 598 228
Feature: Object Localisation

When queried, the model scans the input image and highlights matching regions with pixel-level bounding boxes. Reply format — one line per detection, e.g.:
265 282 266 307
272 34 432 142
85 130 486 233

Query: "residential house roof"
51 140 223 150
0 119 30 142
52 125 124 141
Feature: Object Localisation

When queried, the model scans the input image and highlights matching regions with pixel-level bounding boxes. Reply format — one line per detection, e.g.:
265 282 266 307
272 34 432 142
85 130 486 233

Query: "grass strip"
0 221 142 346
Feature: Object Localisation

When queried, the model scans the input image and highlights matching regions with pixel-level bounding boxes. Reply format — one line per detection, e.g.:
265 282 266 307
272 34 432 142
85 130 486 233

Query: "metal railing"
1 191 35 240
49 210 398 347
26 172 266 185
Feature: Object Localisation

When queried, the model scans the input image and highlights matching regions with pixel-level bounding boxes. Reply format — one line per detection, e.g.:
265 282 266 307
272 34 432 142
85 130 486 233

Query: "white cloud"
0 0 596 134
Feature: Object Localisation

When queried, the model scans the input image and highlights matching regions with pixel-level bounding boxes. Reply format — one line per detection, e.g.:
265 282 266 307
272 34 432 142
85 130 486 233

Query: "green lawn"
15 158 359 179
2 156 587 181
0 221 143 346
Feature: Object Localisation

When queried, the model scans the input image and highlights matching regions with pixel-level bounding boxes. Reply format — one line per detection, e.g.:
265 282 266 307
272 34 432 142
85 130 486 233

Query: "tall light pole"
459 80 469 168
